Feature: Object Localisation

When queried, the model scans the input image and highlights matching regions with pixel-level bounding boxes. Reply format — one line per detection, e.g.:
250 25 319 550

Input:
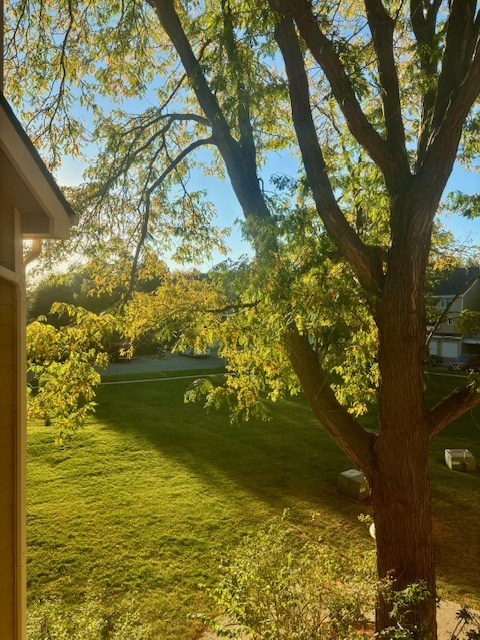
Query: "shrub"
199 521 376 639
27 592 152 640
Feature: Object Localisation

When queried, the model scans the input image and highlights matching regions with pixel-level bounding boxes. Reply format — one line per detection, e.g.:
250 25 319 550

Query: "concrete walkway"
100 353 226 377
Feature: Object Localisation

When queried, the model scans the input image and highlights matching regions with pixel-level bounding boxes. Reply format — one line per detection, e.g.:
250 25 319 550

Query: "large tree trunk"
369 431 437 638
370 193 438 636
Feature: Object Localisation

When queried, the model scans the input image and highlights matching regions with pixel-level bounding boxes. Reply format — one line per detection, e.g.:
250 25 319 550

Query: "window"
441 298 449 308
447 319 454 325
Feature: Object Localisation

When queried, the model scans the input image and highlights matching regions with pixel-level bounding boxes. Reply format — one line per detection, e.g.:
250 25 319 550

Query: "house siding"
0 276 16 640
434 297 462 335
0 205 15 270
429 272 480 359
462 281 480 315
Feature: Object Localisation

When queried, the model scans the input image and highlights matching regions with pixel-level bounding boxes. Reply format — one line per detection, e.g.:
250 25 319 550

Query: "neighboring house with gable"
0 13 75 638
427 266 480 360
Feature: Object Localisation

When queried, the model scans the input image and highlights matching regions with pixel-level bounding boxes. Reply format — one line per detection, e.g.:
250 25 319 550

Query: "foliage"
27 303 118 441
202 532 480 640
8 0 480 431
375 580 432 640
376 585 480 640
456 309 480 335
27 242 169 306
199 520 376 639
5 0 232 268
27 592 152 640
121 269 227 353
445 192 480 220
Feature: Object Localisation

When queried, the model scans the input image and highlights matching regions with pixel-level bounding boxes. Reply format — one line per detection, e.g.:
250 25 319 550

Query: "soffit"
0 95 76 239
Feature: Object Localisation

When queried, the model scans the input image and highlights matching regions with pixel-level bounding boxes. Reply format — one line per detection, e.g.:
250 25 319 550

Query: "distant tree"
27 275 78 324
27 252 169 322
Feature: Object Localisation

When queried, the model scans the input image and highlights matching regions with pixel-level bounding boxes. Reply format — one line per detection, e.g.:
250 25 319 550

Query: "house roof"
0 92 77 238
434 266 480 296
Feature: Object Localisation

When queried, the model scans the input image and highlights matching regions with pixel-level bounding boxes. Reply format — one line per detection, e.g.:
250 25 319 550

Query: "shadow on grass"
428 413 480 601
95 377 370 529
94 375 480 604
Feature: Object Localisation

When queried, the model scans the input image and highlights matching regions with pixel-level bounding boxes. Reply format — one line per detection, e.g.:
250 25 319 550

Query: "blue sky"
441 166 479 244
57 146 479 271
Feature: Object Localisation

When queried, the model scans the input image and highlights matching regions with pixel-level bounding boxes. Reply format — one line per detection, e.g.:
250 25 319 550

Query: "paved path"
102 373 222 386
100 353 226 377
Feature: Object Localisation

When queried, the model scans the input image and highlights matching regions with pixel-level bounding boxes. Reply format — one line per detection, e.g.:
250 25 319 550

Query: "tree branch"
149 0 376 474
364 0 409 170
432 0 478 135
282 0 401 181
145 136 216 201
272 6 384 294
427 385 480 438
99 112 211 198
221 0 256 163
286 325 375 474
411 2 480 211
410 0 442 167
416 40 480 198
127 136 216 296
148 0 272 224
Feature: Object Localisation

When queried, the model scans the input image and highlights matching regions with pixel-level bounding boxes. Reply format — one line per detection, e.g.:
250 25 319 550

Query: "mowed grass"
27 371 480 638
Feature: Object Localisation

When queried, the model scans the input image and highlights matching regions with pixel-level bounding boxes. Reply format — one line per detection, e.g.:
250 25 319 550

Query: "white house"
428 266 480 360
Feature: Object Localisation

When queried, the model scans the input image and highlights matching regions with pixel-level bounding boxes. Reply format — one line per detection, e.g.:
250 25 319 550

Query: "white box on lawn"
445 449 476 472
337 468 369 501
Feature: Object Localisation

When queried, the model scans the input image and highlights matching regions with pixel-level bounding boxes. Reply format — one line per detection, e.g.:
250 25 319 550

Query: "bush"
199 521 376 639
27 592 152 640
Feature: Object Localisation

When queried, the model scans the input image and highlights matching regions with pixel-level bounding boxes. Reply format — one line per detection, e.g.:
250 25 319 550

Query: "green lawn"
27 370 480 638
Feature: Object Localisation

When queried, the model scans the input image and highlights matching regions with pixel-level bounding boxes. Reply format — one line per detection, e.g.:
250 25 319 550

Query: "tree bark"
369 429 437 638
368 186 439 634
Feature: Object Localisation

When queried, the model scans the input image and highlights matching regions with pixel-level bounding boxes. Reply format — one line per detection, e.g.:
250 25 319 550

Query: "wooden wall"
0 199 15 271
0 275 16 640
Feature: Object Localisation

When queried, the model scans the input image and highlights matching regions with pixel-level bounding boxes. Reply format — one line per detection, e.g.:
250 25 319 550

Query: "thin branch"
99 112 212 197
203 301 259 314
128 148 163 297
145 136 215 201
127 136 216 296
158 71 188 112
